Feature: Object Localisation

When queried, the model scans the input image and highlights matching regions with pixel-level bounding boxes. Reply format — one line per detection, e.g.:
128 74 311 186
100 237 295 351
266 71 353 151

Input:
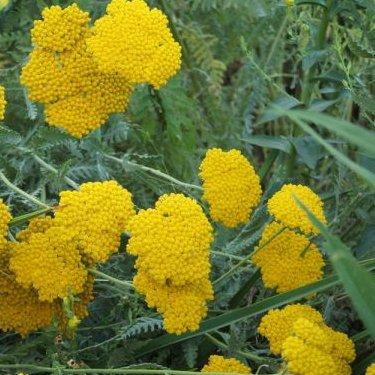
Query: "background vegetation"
0 0 374 373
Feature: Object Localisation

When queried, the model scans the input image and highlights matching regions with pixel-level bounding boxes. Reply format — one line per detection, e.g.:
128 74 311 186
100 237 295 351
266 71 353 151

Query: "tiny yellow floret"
0 199 11 246
0 85 6 120
267 183 326 234
199 148 262 228
252 222 324 293
201 355 252 374
87 0 182 88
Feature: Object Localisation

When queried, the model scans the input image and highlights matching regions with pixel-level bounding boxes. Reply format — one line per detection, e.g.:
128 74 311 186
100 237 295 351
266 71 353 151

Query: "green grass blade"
296 198 375 339
283 113 375 189
135 259 375 357
289 110 375 157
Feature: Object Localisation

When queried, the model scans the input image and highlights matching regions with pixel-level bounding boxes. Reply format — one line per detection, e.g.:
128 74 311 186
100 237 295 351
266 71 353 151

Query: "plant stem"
204 333 273 364
103 154 202 191
9 207 53 227
89 269 134 289
32 154 79 190
213 227 286 287
300 0 334 105
264 14 288 68
0 170 51 209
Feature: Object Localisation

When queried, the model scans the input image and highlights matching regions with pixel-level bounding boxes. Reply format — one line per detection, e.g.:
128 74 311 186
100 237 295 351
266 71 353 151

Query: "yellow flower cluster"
282 318 355 375
199 148 262 228
54 180 135 264
0 204 58 337
0 247 57 336
10 227 88 302
201 355 252 374
258 304 324 355
285 0 295 6
267 184 326 234
21 4 133 137
127 193 213 334
258 304 355 374
87 0 182 89
366 364 375 375
252 222 324 293
0 85 6 120
1 181 133 336
31 4 90 52
0 199 11 246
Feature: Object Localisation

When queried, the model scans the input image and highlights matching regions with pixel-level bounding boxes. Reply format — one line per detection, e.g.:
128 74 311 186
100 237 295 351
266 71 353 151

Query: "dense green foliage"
0 0 374 374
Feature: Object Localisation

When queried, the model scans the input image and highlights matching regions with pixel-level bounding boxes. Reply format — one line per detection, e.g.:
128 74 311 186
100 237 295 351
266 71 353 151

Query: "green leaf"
290 136 323 169
296 199 375 340
276 109 375 189
135 259 375 357
289 110 375 157
242 135 292 153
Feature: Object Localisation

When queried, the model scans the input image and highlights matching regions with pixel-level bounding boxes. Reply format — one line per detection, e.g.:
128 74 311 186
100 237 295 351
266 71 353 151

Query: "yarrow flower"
87 0 182 89
127 193 213 334
267 184 326 234
21 4 133 137
201 355 252 374
258 304 324 355
366 363 375 375
31 4 90 52
0 85 6 120
10 226 88 302
199 148 262 228
0 222 57 336
252 222 324 293
54 181 135 265
281 318 355 375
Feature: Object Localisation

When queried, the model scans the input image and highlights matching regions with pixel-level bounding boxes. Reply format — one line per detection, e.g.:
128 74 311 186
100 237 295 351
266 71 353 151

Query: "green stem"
0 170 51 209
264 14 288 68
8 207 53 227
103 154 202 191
213 227 286 287
204 333 273 364
32 154 79 190
0 365 249 375
300 0 334 105
89 269 134 289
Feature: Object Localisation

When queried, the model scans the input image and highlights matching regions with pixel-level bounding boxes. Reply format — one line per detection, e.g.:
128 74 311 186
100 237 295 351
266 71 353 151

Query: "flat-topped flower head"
21 4 134 138
127 193 213 286
0 85 6 120
252 222 324 293
0 246 57 336
199 148 262 228
281 318 355 375
133 271 213 335
267 184 326 234
10 226 88 302
31 4 90 52
258 304 324 355
87 0 182 88
201 355 252 374
54 181 135 265
128 193 213 334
